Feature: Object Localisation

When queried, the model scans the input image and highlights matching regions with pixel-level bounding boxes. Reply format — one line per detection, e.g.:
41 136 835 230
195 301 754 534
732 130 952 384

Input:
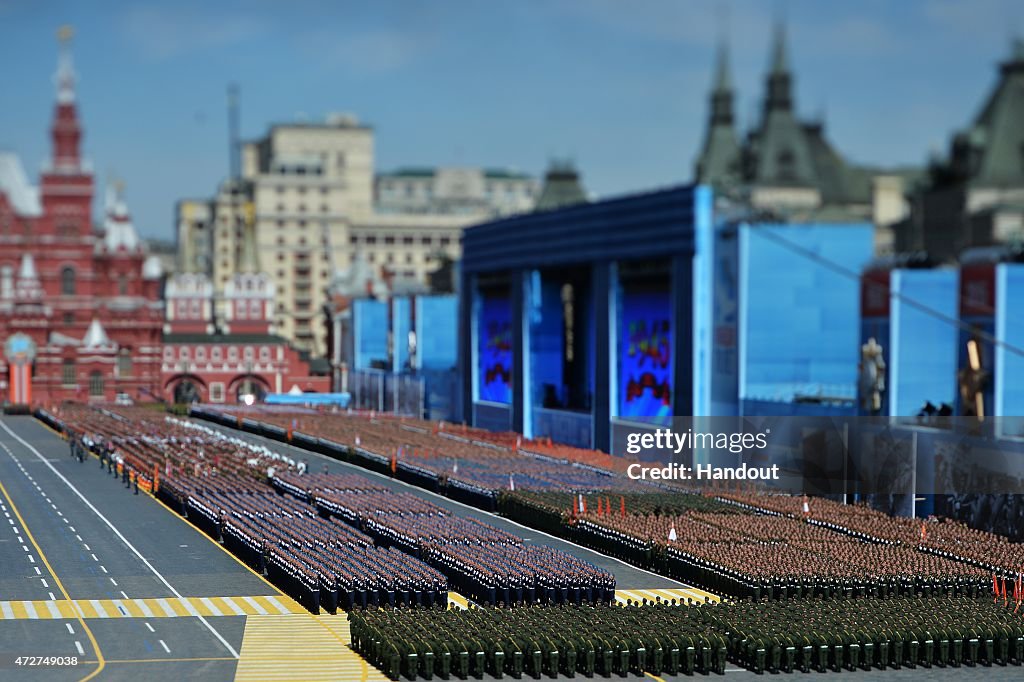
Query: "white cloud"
120 5 266 59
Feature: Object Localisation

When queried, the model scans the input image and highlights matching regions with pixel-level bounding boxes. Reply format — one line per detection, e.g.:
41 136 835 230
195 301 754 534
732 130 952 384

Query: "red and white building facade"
0 33 163 405
161 219 330 403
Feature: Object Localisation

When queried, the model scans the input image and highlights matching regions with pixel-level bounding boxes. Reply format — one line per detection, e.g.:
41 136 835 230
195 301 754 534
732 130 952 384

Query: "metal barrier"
348 370 426 418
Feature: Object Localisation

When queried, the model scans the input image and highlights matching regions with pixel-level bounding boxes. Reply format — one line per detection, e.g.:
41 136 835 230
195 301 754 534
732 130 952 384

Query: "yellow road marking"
0 475 106 681
235 614 384 682
0 596 307 620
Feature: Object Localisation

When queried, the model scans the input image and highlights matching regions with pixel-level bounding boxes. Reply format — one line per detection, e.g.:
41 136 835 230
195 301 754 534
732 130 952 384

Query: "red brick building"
161 187 330 404
0 31 163 405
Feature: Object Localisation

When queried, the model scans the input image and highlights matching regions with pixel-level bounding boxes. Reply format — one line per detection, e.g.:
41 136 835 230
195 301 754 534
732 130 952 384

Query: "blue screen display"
618 290 672 418
477 294 512 403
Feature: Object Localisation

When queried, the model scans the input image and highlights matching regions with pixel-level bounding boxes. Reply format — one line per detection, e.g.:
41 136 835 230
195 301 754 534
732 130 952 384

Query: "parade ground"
0 414 1019 680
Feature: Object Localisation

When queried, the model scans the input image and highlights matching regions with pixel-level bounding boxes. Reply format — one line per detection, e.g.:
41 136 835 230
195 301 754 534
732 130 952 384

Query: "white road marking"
24 602 38 619
144 622 155 633
199 597 223 616
82 543 90 550
240 596 268 615
75 641 84 655
120 591 129 600
48 592 56 602
66 623 75 635
40 578 48 587
110 578 118 586
159 640 171 654
156 599 176 618
0 420 239 659
220 597 247 616
100 566 108 574
46 601 60 618
27 555 34 563
33 566 40 575
91 554 98 562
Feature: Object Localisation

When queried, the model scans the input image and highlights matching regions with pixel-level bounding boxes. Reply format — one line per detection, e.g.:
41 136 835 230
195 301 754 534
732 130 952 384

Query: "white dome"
142 255 164 280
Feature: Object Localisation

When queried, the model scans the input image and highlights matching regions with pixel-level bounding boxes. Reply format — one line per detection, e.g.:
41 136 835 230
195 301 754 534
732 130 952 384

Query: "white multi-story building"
177 113 535 357
375 166 537 216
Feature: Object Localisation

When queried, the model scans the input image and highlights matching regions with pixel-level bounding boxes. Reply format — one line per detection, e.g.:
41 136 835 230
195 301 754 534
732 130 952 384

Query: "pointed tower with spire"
695 39 742 194
744 21 821 211
39 25 94 235
222 201 275 335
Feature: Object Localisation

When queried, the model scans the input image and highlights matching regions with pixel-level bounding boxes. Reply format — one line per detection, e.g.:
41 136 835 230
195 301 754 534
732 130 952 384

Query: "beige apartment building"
177 113 533 357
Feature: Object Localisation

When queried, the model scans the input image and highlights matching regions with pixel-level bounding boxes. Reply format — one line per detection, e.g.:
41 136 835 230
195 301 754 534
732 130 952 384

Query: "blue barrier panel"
417 296 457 371
354 299 388 371
740 224 873 408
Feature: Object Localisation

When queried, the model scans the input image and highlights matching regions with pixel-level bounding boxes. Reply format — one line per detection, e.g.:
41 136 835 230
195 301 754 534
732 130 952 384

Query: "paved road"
3 413 1018 681
0 416 257 681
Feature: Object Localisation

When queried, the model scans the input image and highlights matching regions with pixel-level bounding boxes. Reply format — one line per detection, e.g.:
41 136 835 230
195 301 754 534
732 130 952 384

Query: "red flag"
390 453 397 474
620 496 626 517
995 573 1001 603
581 495 587 514
920 522 927 541
1003 577 1008 605
596 497 603 515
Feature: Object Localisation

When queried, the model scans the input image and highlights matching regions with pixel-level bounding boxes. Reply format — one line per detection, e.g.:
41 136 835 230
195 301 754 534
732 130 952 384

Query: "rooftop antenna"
227 83 240 180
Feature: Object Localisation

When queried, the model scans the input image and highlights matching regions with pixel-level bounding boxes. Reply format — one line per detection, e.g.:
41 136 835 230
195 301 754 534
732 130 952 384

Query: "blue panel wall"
890 269 959 416
739 224 873 405
996 264 1024 419
392 297 410 373
354 299 388 370
529 275 565 408
417 295 458 371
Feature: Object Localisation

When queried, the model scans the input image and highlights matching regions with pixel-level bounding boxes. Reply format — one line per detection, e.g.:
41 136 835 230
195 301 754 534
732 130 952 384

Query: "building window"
118 274 128 295
89 370 104 397
210 382 225 402
212 347 222 361
0 265 12 299
196 347 206 362
384 236 395 245
440 237 451 246
63 312 74 325
259 346 270 361
403 236 414 245
62 359 75 386
366 235 376 245
117 349 132 377
61 266 76 295
228 347 238 361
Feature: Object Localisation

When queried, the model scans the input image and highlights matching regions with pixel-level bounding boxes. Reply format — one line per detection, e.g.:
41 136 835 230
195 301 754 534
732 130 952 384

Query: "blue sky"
1 0 1022 239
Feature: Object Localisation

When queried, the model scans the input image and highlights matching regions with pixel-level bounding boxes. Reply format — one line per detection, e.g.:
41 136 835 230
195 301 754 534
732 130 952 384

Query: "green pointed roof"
770 22 789 75
535 161 587 211
966 39 1024 188
695 41 742 190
